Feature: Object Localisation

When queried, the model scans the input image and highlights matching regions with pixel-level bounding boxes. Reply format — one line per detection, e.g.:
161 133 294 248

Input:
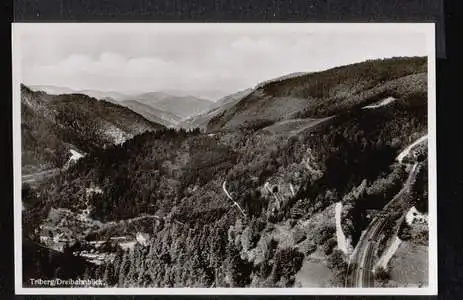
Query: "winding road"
222 181 246 217
22 149 85 184
22 168 61 184
346 163 419 287
346 135 427 287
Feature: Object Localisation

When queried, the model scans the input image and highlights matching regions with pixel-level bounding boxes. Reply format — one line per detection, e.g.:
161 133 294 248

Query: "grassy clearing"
388 241 428 287
295 258 334 287
261 117 333 136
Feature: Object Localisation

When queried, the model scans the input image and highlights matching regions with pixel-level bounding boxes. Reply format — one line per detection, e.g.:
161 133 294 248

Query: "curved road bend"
22 149 86 184
222 181 246 217
346 163 419 287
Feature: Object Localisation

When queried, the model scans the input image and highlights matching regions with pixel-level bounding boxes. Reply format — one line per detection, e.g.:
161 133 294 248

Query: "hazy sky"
15 24 430 100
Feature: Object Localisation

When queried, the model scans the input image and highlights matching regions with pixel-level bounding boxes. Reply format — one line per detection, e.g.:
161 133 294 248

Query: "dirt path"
222 181 246 217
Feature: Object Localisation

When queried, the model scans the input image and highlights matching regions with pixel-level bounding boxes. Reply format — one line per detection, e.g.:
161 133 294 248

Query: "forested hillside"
207 57 426 131
21 85 164 173
22 57 429 288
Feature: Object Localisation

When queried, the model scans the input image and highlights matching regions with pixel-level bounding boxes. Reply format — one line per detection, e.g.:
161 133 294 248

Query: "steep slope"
179 73 312 131
178 73 312 130
21 84 164 173
121 100 182 127
178 88 254 130
129 92 213 119
207 57 426 132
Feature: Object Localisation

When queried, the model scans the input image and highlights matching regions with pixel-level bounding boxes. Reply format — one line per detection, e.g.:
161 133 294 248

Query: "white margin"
12 22 437 295
12 23 24 295
426 22 438 295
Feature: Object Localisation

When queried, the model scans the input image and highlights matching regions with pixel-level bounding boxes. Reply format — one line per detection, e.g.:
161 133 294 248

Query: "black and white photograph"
12 23 436 295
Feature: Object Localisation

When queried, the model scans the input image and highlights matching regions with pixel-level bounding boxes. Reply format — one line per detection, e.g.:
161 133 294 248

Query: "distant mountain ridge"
178 88 254 130
126 92 213 120
121 100 182 127
28 85 131 101
158 89 226 101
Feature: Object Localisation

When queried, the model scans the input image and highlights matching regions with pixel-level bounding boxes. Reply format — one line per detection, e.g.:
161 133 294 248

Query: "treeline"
262 57 426 99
